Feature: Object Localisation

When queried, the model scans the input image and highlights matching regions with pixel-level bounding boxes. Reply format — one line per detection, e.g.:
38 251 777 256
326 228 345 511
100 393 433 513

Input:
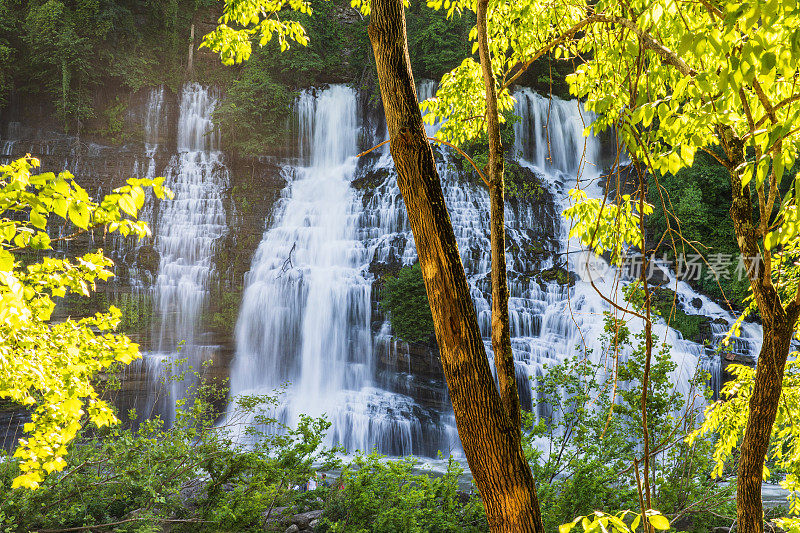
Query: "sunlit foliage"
0 156 171 489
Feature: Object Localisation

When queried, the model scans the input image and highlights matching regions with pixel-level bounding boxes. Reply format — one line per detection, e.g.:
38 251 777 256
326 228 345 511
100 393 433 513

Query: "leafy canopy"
0 156 171 489
201 0 313 65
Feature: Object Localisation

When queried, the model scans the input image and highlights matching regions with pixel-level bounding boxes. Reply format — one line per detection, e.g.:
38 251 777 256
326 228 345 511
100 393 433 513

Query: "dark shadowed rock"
135 244 160 275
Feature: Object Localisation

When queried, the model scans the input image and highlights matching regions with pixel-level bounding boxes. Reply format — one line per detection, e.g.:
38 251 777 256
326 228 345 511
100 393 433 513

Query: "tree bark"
736 320 795 533
367 0 544 530
476 0 521 431
721 127 800 533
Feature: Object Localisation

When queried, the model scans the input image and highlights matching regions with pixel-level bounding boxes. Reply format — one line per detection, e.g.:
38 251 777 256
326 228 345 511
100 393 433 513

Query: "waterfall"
144 83 228 425
230 86 453 455
511 88 761 409
229 84 761 457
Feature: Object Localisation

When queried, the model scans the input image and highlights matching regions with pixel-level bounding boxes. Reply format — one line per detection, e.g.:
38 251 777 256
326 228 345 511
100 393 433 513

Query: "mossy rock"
651 288 713 344
538 265 575 287
524 240 546 255
351 168 390 190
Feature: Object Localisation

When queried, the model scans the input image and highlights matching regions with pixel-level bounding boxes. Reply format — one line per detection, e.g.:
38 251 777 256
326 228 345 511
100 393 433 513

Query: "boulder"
292 509 324 529
284 525 300 533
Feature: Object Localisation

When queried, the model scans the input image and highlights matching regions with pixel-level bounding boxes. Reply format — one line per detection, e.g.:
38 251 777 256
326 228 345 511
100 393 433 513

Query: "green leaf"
68 202 90 229
0 249 14 271
118 195 137 218
52 196 67 219
30 210 47 230
648 514 671 530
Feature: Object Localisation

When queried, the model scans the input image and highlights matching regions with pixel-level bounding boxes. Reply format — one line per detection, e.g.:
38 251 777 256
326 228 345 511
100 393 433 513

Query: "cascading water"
230 83 761 458
231 86 446 455
144 83 228 425
511 89 761 407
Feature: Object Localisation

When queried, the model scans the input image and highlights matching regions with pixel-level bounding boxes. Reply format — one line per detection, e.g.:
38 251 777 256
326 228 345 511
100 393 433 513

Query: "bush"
526 313 735 532
213 52 298 157
0 376 339 532
320 453 487 533
380 263 436 344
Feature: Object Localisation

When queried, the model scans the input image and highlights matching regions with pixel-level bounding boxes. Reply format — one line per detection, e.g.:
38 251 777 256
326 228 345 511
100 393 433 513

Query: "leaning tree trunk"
723 129 800 533
367 0 544 530
476 0 521 431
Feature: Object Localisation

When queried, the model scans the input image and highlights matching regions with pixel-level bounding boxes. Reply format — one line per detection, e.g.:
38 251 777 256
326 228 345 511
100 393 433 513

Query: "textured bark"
476 0 520 431
737 320 795 533
367 0 544 531
721 127 800 533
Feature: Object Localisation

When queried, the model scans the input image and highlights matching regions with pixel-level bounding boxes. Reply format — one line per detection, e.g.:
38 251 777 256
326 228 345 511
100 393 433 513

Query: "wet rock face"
135 245 160 275
0 88 287 422
538 265 577 287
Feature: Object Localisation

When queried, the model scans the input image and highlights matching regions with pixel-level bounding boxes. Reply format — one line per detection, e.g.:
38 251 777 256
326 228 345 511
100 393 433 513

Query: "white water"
144 83 228 425
228 83 761 457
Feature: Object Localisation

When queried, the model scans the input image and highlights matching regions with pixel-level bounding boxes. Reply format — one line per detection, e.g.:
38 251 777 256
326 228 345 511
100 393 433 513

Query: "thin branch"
356 137 490 187
428 137 490 187
356 139 390 157
501 15 604 91
697 0 724 19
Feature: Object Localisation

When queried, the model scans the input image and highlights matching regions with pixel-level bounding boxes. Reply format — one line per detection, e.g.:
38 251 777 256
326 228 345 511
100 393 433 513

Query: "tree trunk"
367 0 544 530
736 319 795 533
721 127 800 533
476 0 520 431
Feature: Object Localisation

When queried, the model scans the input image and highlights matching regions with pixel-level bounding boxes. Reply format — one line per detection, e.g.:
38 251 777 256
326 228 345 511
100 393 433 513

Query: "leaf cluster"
0 156 171 489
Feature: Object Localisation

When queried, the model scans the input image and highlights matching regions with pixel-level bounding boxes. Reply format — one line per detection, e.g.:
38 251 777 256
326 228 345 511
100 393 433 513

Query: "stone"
309 519 320 529
538 265 576 287
292 510 323 528
135 244 160 275
262 506 291 530
648 263 669 286
178 478 206 510
284 525 300 533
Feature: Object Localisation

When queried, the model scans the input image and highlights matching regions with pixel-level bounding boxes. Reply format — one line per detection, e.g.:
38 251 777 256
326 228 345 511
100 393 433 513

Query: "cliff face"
0 78 565 449
0 71 759 458
0 84 289 423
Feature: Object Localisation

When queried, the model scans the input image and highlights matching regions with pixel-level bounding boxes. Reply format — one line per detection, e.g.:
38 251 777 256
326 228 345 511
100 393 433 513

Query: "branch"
756 92 800 128
595 15 696 77
501 13 695 95
752 78 777 124
697 0 723 20
428 137 490 187
356 137 489 187
501 14 603 91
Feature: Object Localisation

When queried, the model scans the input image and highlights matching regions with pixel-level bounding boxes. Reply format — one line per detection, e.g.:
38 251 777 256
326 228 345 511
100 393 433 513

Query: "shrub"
320 453 487 533
527 313 735 532
0 376 338 532
380 263 436 344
